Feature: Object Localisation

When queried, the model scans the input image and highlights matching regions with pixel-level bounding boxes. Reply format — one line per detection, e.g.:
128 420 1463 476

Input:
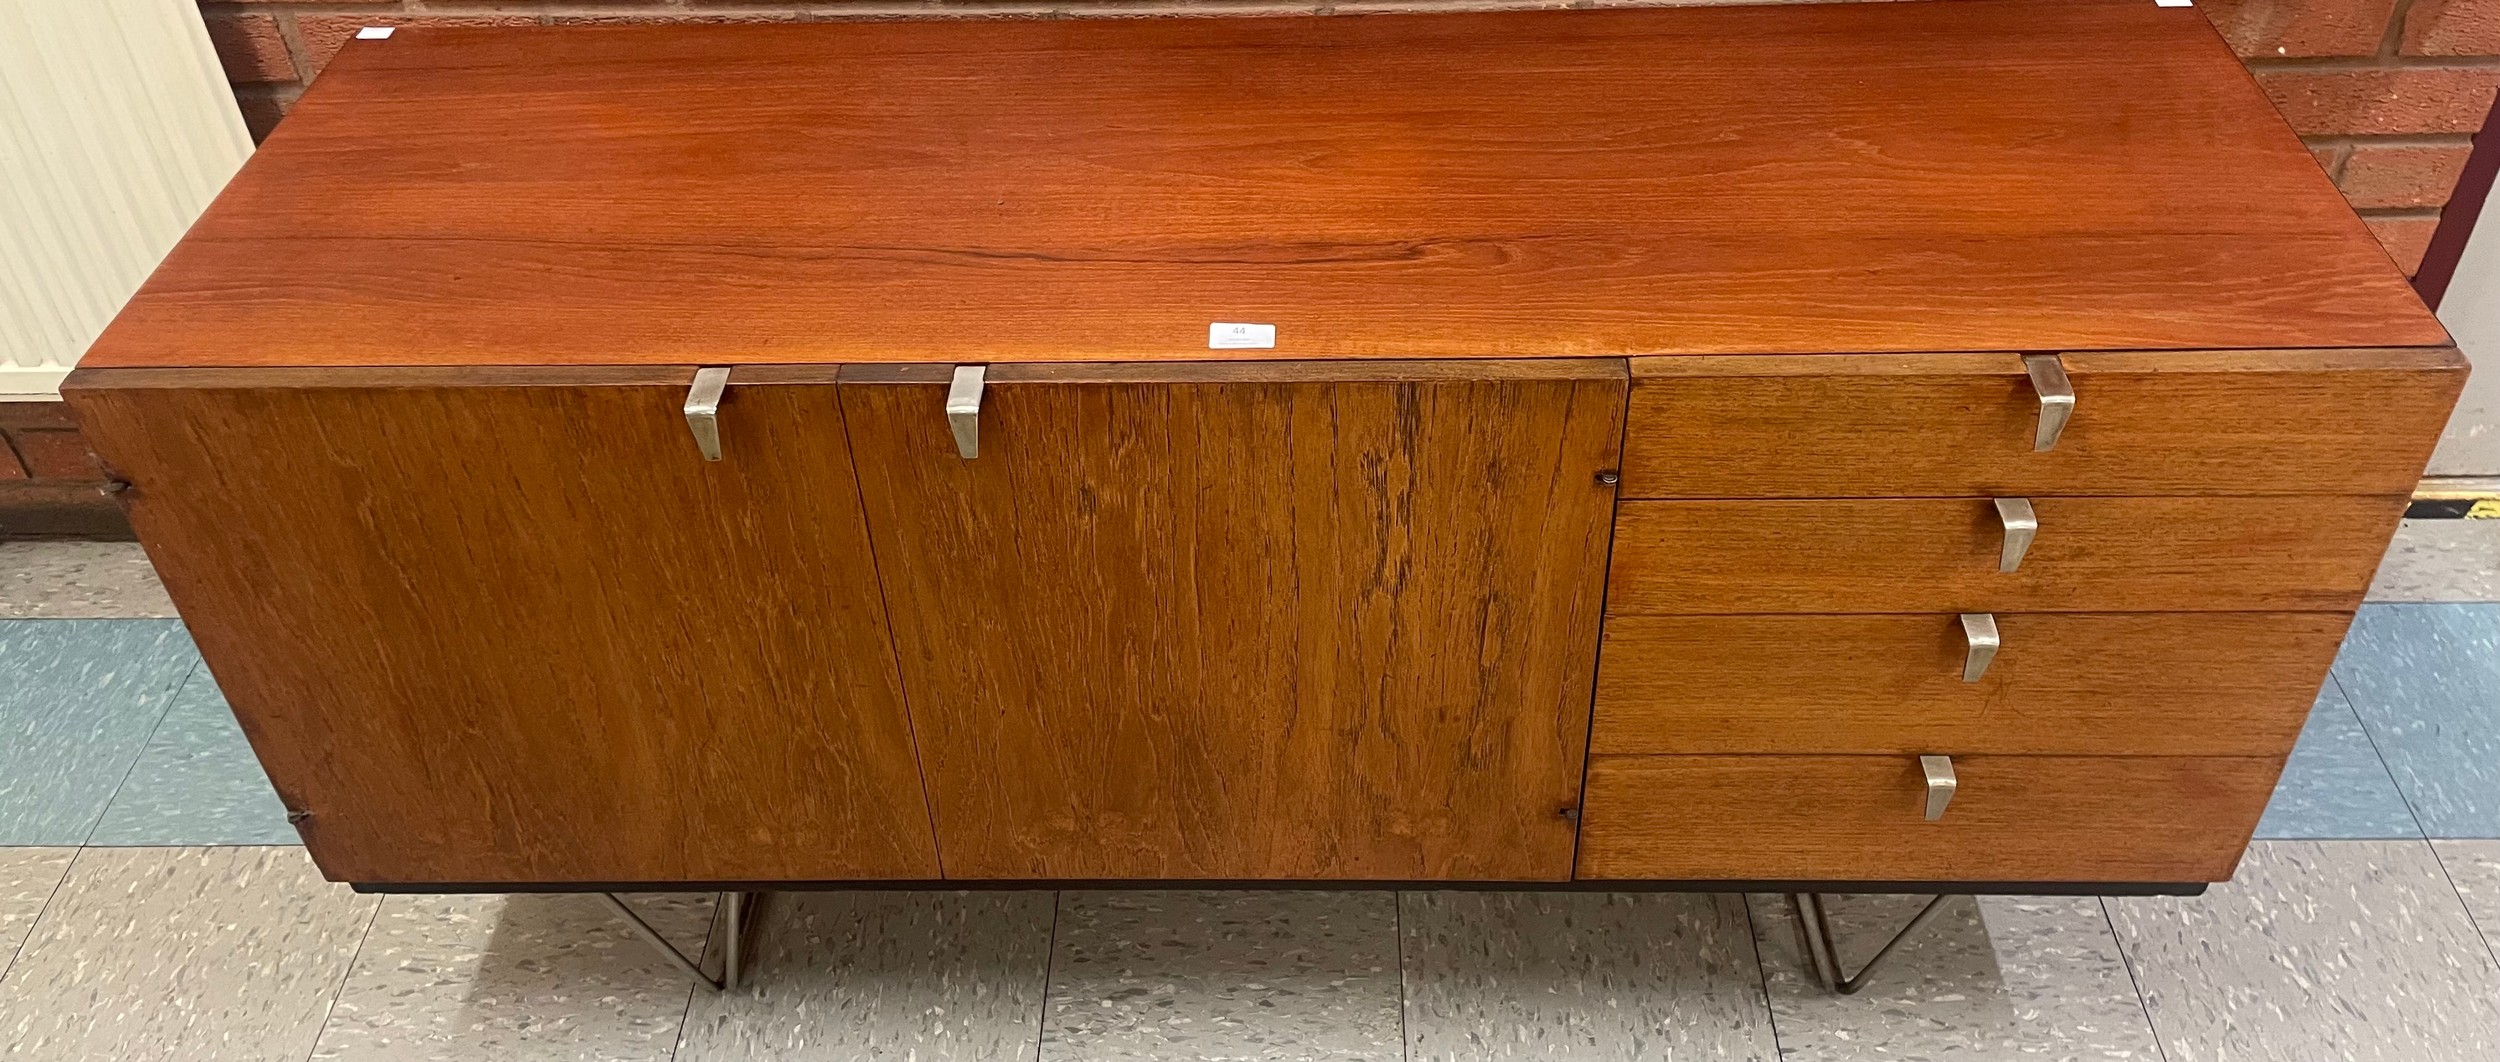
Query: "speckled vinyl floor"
3 534 2499 1061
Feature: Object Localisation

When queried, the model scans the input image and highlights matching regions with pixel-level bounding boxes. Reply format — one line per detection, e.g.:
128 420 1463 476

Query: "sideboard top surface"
81 0 2449 370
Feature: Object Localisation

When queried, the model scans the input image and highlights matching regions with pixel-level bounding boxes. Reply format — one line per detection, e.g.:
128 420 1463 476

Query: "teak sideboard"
67 0 2464 893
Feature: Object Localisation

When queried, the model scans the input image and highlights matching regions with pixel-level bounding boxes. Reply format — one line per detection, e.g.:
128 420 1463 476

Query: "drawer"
1592 613 2347 756
1574 754 2276 882
1620 349 2464 498
1606 495 2400 614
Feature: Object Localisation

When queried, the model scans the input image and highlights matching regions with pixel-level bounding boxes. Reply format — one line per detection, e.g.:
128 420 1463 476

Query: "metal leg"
723 890 764 991
1786 893 1957 995
598 891 766 992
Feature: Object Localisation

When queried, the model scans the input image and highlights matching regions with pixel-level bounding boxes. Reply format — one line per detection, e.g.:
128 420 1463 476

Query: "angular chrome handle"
947 365 986 459
1921 755 1958 821
1959 613 1999 682
1994 497 2037 572
2024 354 2074 451
684 367 731 462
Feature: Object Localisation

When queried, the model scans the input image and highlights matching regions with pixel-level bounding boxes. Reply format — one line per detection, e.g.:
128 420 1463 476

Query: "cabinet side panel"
845 366 1626 880
67 378 940 884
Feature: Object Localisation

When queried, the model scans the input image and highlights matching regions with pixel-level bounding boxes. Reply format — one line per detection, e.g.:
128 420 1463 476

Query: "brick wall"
197 0 2498 276
2205 0 2500 272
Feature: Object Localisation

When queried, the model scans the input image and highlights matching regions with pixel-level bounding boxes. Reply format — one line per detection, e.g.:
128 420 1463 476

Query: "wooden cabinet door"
68 367 939 885
842 360 1626 881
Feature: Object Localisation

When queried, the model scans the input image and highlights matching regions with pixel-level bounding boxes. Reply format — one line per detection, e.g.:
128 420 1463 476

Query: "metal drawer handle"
947 365 986 459
1958 613 1999 682
684 367 731 462
2024 354 2073 451
1994 497 2037 572
1920 755 1958 821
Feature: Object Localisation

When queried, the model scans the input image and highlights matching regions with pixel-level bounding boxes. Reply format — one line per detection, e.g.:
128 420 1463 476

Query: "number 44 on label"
1208 322 1277 350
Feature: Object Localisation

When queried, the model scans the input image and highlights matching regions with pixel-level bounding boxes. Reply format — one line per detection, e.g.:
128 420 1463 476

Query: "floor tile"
0 845 379 1062
679 891 1054 1062
2432 840 2500 964
0 619 196 844
1401 891 1774 1062
2107 839 2500 1062
310 892 714 1062
1752 893 2160 1061
87 666 295 846
0 541 176 618
2335 604 2500 837
0 847 74 977
2369 518 2500 603
2253 680 2421 840
1042 890 1401 1062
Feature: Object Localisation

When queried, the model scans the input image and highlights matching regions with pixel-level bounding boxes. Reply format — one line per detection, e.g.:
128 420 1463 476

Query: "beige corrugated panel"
0 0 252 399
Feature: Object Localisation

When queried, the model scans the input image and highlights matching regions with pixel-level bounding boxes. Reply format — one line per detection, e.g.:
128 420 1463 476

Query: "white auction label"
1208 322 1276 349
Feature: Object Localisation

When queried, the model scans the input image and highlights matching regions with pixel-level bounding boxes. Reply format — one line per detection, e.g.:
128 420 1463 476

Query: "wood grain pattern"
1605 495 2404 615
1593 612 2350 756
1620 348 2467 498
841 360 1625 880
1575 754 2277 882
63 369 940 885
82 1 2441 370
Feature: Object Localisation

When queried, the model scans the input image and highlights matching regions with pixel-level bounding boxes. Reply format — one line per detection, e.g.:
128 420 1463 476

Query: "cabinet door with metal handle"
68 367 942 884
841 359 1628 881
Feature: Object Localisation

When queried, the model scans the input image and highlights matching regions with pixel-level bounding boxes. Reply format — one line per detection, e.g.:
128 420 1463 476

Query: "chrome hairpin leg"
598 891 765 992
1787 893 1956 994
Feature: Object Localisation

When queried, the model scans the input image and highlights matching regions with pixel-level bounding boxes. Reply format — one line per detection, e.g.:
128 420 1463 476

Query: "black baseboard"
0 486 133 538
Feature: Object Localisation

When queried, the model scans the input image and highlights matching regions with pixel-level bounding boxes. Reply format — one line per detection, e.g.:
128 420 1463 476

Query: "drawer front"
1575 754 2275 882
1592 613 2346 756
1620 348 2464 498
1606 496 2400 614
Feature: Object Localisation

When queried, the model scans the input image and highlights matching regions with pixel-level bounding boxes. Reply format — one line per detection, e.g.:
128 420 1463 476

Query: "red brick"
2338 142 2474 207
2403 0 2500 56
2201 0 2396 57
203 12 297 82
0 402 76 431
2258 67 2500 134
10 430 99 482
2310 141 2351 177
2365 214 2443 273
293 15 543 80
234 91 291 144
